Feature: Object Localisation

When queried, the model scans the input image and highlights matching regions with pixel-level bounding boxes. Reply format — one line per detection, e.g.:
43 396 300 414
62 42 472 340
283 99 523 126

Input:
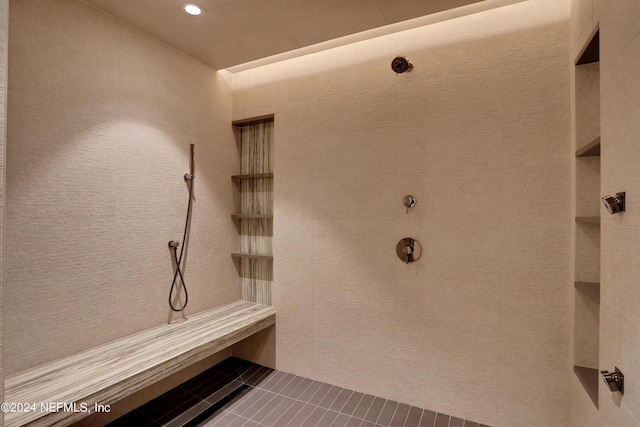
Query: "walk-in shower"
168 144 195 313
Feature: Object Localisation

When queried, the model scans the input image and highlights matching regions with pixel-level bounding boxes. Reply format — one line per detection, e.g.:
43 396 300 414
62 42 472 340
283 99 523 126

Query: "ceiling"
82 0 487 71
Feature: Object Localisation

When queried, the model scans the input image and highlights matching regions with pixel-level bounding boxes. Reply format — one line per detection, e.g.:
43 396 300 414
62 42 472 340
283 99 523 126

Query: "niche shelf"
572 28 600 408
231 173 274 182
231 252 274 261
231 214 273 220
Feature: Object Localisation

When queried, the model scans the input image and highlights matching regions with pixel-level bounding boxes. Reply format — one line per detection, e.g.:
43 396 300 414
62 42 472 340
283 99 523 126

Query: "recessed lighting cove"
182 3 204 16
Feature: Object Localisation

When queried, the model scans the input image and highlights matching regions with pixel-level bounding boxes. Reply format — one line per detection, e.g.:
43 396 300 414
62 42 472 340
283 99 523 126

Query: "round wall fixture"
396 238 422 264
391 56 413 74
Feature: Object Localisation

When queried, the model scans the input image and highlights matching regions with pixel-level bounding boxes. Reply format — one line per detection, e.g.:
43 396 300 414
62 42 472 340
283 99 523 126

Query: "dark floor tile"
340 392 364 416
171 401 218 427
419 410 437 427
280 375 306 397
308 383 333 406
105 409 158 426
330 413 351 427
260 396 297 425
301 406 328 426
318 385 343 409
298 380 324 403
251 393 287 421
231 389 272 418
363 397 385 423
244 365 275 387
390 402 410 427
225 388 273 414
230 356 255 378
286 402 316 426
344 416 363 427
259 370 288 391
288 377 315 398
200 410 236 427
315 409 339 426
271 400 305 426
376 400 398 426
269 372 297 394
434 413 450 427
329 389 353 413
405 406 424 427
222 414 250 427
201 379 245 404
137 387 201 422
110 357 480 427
239 363 265 383
352 394 374 419
180 369 236 397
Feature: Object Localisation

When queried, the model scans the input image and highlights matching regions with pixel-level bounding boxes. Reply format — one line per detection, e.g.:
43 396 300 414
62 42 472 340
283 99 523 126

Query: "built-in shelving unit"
231 116 274 305
572 29 600 409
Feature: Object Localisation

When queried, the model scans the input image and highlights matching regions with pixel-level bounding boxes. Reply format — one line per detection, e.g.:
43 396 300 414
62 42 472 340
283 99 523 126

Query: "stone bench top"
5 300 276 427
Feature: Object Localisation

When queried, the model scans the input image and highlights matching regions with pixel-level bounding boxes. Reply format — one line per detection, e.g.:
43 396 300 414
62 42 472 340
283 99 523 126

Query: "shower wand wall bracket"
602 192 625 214
601 367 624 394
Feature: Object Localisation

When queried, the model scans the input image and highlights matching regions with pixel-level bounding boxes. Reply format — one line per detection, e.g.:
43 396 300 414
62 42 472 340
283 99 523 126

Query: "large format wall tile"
6 0 236 374
233 1 571 425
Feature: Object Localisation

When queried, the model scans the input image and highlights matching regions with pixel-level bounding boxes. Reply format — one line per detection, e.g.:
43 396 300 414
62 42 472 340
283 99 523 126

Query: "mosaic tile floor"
109 357 489 427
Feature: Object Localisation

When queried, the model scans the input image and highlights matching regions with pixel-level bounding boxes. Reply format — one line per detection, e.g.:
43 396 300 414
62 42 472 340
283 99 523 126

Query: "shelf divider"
232 214 273 220
231 252 273 261
231 173 274 182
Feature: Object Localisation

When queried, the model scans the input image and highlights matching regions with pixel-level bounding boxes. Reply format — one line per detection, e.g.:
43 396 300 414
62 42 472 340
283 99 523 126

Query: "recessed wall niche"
231 115 274 305
572 29 600 409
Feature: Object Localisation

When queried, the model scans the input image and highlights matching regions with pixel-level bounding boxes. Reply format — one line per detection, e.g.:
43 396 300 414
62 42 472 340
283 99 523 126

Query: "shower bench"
4 300 275 427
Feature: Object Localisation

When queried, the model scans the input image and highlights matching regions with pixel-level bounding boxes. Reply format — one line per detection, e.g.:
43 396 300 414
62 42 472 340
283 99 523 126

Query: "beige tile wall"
5 0 238 374
233 1 571 425
570 1 640 426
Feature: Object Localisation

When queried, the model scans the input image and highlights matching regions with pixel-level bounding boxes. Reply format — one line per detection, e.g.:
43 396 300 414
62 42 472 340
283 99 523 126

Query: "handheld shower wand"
168 144 195 313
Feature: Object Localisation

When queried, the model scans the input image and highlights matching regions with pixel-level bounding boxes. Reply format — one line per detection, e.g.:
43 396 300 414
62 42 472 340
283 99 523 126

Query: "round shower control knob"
396 238 422 264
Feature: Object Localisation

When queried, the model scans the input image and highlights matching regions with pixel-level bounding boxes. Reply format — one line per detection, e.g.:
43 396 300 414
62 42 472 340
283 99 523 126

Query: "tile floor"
109 357 489 427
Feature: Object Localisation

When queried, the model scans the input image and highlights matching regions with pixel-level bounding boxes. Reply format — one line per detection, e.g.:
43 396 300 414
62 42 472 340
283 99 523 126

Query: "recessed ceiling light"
182 3 204 16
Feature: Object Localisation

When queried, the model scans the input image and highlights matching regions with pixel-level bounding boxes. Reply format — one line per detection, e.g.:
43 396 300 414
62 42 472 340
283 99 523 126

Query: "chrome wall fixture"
601 367 624 394
403 195 416 214
396 238 422 264
602 192 625 214
391 56 413 74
